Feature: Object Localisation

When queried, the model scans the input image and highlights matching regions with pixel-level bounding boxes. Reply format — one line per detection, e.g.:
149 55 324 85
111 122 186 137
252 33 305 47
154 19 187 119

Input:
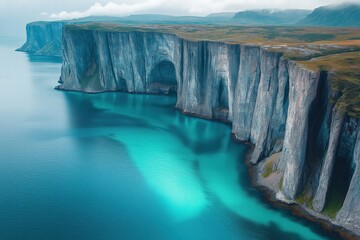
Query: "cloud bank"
49 0 359 19
50 0 248 19
50 1 163 19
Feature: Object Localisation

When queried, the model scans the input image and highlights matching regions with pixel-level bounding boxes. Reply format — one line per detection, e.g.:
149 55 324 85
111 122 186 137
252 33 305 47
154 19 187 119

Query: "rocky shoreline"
248 149 360 240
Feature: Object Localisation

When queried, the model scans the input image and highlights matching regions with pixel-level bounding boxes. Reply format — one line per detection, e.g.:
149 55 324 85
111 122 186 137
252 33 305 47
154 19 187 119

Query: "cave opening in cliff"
212 79 229 120
148 60 177 95
217 79 229 110
323 139 354 218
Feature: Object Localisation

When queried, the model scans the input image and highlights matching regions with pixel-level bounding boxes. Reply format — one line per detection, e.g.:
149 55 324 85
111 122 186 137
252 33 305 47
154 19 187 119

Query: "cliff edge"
16 21 64 57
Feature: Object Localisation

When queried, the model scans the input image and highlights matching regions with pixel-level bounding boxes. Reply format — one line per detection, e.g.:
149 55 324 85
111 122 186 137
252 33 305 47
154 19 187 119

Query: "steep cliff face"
280 63 321 199
58 28 360 236
313 108 345 212
16 22 64 57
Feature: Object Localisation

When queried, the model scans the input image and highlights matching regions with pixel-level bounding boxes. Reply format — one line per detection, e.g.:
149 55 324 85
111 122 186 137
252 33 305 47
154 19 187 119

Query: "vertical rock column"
232 45 261 141
336 132 360 232
281 62 320 200
250 49 281 164
313 108 345 212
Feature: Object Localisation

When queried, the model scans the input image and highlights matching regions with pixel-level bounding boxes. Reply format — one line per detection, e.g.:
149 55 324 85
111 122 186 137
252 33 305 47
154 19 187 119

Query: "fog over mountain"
299 3 360 26
1 0 359 36
232 9 312 25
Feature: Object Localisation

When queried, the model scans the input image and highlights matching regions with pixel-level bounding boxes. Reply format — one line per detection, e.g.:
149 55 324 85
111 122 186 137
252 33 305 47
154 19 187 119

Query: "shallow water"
0 36 342 240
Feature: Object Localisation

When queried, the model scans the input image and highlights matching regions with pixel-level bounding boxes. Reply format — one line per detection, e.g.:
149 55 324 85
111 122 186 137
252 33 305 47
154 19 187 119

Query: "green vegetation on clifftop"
300 52 360 118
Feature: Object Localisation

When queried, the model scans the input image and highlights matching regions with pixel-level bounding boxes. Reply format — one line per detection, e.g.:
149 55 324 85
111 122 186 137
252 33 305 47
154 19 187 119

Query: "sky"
1 0 360 36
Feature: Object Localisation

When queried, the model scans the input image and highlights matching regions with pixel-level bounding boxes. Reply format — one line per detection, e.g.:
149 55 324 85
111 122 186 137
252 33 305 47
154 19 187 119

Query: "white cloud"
49 0 360 20
50 1 164 19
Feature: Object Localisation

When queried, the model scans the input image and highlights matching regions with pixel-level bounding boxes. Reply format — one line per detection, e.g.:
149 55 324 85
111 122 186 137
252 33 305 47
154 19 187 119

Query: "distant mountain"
124 13 240 24
125 14 205 22
298 3 360 26
206 12 236 18
67 13 235 25
65 14 205 24
232 9 311 25
64 16 125 22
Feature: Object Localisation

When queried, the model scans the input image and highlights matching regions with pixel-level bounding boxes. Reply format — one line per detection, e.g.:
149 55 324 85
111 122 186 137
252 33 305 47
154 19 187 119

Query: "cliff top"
299 51 360 118
65 23 360 59
65 23 360 118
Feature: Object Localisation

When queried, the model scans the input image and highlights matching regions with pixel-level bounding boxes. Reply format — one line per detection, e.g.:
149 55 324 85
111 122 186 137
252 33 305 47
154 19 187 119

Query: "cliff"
16 21 64 57
57 27 360 236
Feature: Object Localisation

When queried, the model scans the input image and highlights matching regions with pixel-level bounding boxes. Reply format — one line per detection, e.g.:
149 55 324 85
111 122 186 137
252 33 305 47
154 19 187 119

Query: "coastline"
244 145 360 240
175 104 360 239
57 86 359 239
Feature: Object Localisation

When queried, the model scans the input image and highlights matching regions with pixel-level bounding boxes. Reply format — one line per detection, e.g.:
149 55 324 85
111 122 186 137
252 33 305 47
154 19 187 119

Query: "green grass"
65 23 360 63
262 155 278 178
278 176 283 191
299 51 360 118
322 186 345 219
278 33 336 42
295 191 314 209
322 199 342 219
64 24 360 46
321 155 350 219
262 162 274 178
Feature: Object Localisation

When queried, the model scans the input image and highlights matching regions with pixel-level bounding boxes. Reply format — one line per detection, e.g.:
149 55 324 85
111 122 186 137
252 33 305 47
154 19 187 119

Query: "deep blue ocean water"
0 36 342 240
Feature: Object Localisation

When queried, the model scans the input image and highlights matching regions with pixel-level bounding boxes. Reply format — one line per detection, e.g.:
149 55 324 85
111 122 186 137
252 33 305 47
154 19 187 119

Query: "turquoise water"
0 36 341 240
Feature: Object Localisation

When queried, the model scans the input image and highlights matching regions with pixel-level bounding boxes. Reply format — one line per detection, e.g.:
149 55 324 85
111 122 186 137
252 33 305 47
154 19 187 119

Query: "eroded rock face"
16 22 64 57
313 109 345 212
249 50 285 164
280 63 321 199
58 28 360 236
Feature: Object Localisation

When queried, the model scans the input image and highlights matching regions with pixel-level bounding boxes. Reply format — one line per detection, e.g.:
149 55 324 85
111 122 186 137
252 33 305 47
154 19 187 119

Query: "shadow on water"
166 122 229 155
62 92 160 130
58 90 343 240
26 53 62 63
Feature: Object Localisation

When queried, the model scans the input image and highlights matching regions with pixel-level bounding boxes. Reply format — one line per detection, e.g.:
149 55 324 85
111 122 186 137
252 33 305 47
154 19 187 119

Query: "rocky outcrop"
16 21 64 57
57 27 360 236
